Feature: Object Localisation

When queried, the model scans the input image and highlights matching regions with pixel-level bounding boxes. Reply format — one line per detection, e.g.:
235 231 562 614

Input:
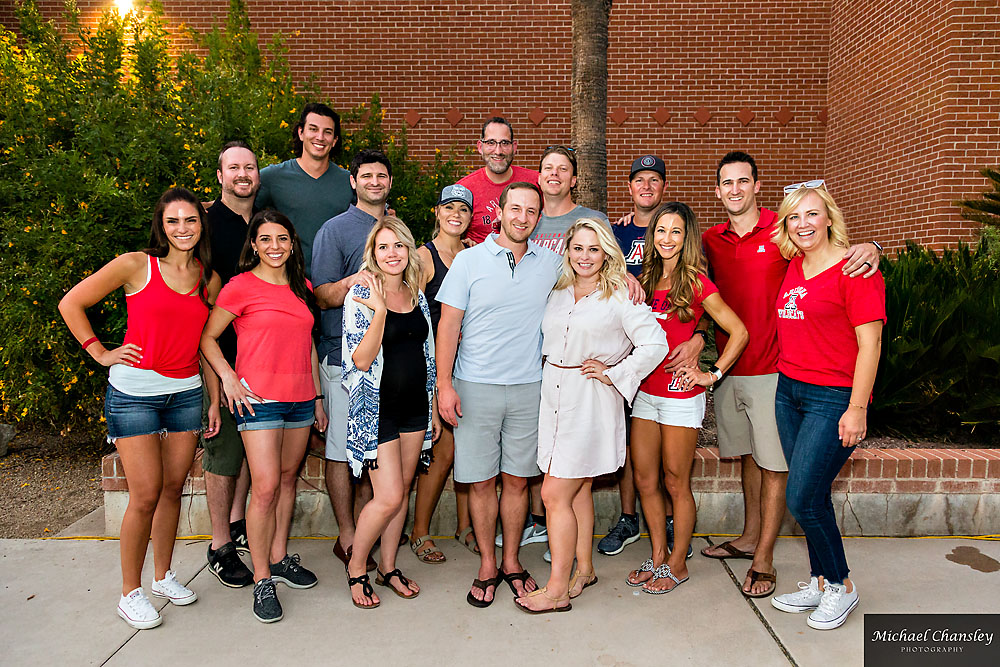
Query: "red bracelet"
81 336 99 350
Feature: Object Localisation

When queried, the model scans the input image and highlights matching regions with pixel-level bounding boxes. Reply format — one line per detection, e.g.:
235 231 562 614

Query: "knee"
501 475 528 494
632 470 658 495
251 479 280 510
127 489 160 516
375 486 405 515
662 469 690 497
784 485 815 522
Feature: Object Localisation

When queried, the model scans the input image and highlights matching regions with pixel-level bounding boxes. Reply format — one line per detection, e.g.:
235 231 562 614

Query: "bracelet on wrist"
691 329 708 341
81 336 99 351
849 401 868 410
870 240 884 256
315 394 325 401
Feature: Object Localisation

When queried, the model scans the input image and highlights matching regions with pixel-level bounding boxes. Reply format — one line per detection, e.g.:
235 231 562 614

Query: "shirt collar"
722 207 777 236
483 233 540 257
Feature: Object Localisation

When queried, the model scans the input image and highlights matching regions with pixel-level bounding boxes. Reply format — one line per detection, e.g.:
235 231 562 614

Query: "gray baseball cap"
629 155 666 180
437 183 474 208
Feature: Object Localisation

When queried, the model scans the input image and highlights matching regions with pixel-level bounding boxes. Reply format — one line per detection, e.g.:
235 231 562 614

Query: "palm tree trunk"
571 0 611 213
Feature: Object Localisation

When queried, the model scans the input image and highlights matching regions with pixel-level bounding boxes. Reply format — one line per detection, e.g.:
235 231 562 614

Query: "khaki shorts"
320 359 350 462
714 373 788 472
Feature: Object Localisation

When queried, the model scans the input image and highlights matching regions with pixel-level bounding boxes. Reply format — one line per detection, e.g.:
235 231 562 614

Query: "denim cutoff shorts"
234 399 315 432
105 385 203 442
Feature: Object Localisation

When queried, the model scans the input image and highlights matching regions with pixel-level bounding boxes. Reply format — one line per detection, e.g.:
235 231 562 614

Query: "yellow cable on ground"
39 533 1000 541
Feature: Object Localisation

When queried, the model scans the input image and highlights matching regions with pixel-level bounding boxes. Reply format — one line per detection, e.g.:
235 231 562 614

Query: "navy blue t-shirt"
613 222 647 278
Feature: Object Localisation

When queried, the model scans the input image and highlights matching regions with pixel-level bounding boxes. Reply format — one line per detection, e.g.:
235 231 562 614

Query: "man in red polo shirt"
701 151 881 598
458 117 540 244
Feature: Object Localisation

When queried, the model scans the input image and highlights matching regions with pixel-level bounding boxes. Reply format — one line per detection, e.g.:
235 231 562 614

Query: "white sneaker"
807 582 858 630
771 577 823 613
543 548 551 563
117 587 162 629
495 521 548 547
151 570 198 606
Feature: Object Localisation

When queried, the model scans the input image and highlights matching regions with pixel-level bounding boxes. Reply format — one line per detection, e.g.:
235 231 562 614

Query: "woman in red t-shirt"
201 210 327 624
627 202 748 594
59 187 221 630
768 184 884 631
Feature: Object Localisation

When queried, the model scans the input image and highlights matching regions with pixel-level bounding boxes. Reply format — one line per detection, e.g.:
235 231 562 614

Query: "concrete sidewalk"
1 513 997 666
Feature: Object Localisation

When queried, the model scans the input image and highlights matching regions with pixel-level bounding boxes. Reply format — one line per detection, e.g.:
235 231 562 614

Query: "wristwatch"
708 365 723 382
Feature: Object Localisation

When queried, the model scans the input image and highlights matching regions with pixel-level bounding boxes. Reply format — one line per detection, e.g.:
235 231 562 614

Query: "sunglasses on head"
783 179 826 195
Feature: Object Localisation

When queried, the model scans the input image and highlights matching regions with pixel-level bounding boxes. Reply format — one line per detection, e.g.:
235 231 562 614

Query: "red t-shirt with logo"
776 257 886 387
702 208 787 377
457 166 540 244
639 274 719 399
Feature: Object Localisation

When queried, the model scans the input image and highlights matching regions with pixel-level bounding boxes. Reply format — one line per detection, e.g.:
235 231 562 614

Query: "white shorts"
320 359 349 462
631 391 706 429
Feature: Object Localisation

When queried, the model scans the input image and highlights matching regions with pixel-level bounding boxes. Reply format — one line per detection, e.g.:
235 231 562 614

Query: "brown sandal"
513 587 572 614
568 570 599 599
700 540 754 560
410 535 446 564
455 527 480 554
742 568 777 598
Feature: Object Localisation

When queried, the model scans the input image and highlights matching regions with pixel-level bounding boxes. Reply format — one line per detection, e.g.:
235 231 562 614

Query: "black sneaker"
230 519 250 555
252 578 283 623
666 517 694 559
207 542 253 588
270 553 318 589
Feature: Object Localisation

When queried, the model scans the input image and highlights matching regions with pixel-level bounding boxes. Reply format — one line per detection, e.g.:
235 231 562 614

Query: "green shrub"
0 0 458 434
873 239 1000 435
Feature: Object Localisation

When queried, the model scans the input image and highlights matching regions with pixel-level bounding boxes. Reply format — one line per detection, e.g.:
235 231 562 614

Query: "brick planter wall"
101 447 1000 538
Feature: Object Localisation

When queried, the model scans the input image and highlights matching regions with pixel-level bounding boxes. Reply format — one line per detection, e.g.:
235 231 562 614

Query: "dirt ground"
0 397 995 539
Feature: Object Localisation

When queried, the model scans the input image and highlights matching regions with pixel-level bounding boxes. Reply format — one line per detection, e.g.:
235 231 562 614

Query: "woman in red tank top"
59 188 222 630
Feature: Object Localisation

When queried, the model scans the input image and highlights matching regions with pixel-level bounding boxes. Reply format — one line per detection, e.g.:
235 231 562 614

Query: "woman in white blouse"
514 219 668 614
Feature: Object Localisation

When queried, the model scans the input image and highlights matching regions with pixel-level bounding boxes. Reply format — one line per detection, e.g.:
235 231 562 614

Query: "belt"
544 359 582 369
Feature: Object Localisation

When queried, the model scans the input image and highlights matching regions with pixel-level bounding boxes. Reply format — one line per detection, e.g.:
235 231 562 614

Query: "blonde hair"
639 202 706 323
361 216 423 307
554 219 628 298
772 186 850 260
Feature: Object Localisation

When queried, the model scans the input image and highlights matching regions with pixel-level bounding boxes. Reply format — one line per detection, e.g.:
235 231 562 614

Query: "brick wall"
826 0 1000 249
4 0 998 248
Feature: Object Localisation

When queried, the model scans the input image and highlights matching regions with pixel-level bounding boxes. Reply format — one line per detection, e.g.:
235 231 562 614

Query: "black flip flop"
501 568 534 597
466 572 502 608
701 540 755 560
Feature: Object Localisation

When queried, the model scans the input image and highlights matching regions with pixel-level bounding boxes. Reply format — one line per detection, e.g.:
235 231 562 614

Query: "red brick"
715 479 743 493
941 456 957 478
955 456 972 478
938 480 985 494
848 479 895 494
972 458 988 478
702 458 719 478
718 460 739 479
102 477 129 492
831 479 849 493
102 455 115 478
911 454 928 478
895 479 939 494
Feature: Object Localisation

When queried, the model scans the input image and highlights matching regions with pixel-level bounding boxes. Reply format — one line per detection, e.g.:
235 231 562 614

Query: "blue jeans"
105 385 203 442
775 373 855 584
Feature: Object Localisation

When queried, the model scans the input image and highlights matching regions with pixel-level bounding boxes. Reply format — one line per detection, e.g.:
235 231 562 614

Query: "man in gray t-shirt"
311 149 392 567
530 145 611 254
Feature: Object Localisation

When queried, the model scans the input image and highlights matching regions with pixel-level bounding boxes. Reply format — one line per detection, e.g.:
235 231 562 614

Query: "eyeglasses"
480 139 513 149
783 179 826 195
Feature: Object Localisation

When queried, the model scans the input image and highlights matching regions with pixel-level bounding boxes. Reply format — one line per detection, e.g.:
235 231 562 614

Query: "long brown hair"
145 187 212 306
639 202 706 322
237 210 314 309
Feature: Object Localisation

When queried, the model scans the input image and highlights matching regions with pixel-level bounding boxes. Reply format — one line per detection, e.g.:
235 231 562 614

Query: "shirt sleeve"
604 297 669 405
254 166 274 210
435 251 472 311
696 273 720 302
845 270 887 327
214 277 246 316
311 221 344 289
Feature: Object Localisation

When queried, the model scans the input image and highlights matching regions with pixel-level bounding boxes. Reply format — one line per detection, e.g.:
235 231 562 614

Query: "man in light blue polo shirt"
436 181 561 607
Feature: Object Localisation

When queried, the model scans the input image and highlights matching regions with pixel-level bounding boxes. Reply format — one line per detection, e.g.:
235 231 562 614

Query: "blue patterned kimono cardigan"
342 284 436 479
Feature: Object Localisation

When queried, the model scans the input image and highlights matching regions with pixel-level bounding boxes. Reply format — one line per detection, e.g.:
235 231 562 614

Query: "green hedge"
0 0 456 433
873 235 1000 435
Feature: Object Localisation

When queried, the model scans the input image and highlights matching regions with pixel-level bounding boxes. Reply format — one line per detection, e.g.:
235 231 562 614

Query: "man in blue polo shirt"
436 182 560 607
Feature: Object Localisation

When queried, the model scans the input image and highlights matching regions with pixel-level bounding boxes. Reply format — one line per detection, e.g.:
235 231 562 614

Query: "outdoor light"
113 0 133 15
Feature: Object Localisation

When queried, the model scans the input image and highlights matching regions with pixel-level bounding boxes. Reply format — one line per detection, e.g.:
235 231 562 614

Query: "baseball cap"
437 183 474 208
629 155 666 180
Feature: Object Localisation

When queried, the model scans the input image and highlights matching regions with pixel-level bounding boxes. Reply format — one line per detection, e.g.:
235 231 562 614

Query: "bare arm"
199 305 260 415
416 245 435 292
663 313 708 372
675 292 748 389
311 342 328 432
58 252 147 367
839 321 883 447
435 304 464 426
